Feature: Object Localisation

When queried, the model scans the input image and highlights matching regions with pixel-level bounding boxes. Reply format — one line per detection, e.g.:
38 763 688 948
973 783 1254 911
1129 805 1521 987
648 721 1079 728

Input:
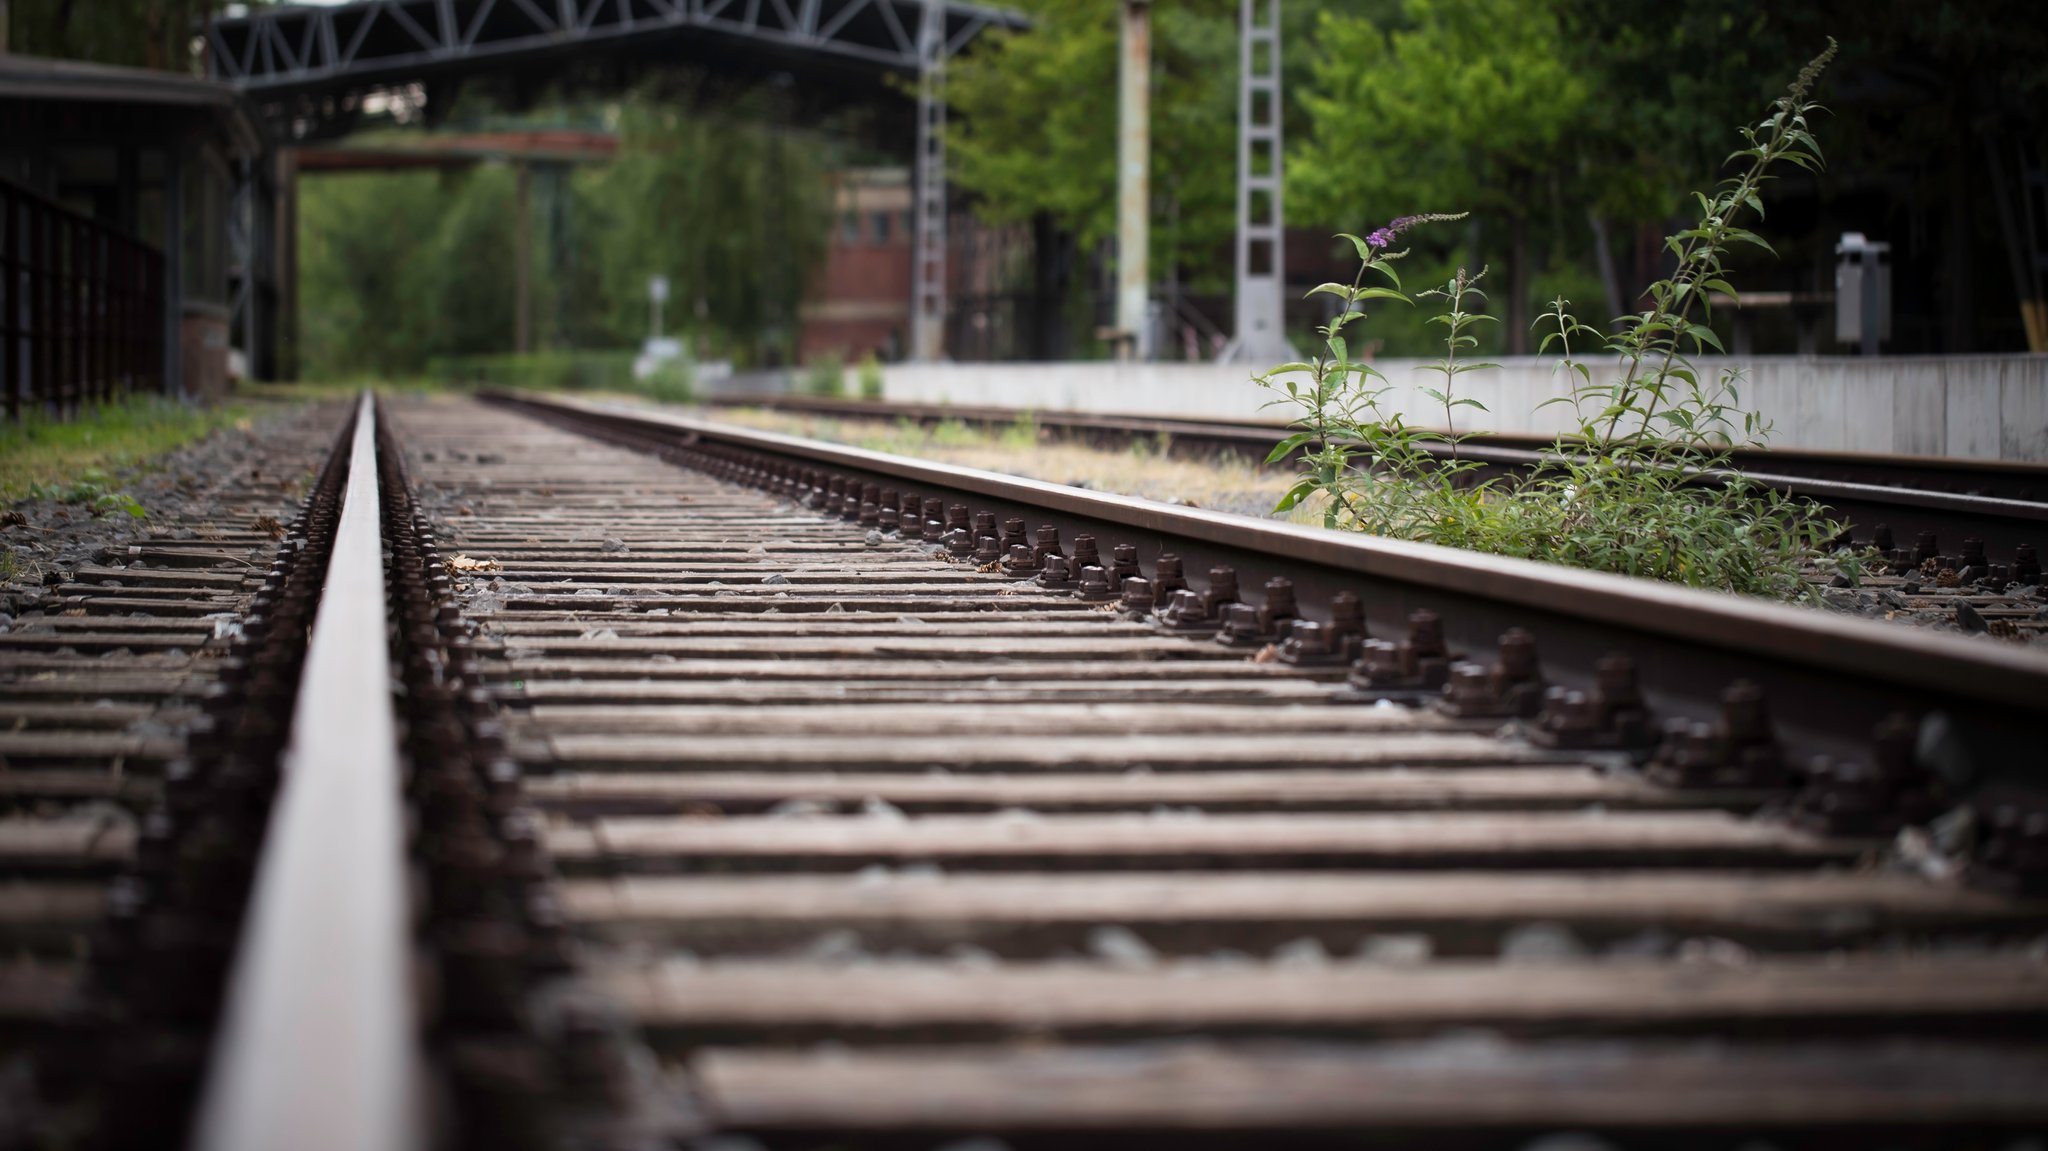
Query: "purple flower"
1363 212 1467 251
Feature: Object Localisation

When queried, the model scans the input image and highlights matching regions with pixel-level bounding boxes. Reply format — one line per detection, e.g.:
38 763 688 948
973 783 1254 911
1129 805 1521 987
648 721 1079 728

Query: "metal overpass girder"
205 0 1026 96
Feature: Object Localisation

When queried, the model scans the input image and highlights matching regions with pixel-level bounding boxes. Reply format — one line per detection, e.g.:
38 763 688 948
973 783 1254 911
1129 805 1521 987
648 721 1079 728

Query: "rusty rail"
487 388 2048 782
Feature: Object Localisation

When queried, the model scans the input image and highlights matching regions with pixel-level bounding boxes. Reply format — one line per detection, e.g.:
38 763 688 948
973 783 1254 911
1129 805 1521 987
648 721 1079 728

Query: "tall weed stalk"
1260 41 1856 601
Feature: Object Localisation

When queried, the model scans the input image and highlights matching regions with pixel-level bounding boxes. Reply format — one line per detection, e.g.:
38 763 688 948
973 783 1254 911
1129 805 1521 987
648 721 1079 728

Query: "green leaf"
1306 283 1355 300
1355 286 1411 303
1272 477 1319 514
1336 233 1373 262
1264 431 1314 464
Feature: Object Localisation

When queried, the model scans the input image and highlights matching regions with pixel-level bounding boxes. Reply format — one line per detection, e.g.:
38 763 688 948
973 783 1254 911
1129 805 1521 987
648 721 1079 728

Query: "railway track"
6 388 2048 1148
704 393 2048 567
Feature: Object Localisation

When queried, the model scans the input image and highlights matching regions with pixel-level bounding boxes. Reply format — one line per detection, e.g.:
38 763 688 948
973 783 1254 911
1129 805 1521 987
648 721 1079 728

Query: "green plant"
856 353 886 401
1260 42 1857 601
27 470 147 519
802 353 846 399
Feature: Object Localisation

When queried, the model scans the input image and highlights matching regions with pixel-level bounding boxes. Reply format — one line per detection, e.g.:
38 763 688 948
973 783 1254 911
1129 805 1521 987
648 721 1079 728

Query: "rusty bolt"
972 535 1002 564
1037 554 1077 591
1108 544 1141 586
1119 577 1157 615
1033 525 1063 566
1263 577 1299 625
1406 610 1447 659
1077 565 1116 602
1071 535 1102 574
1153 554 1187 596
1329 592 1365 639
1000 518 1028 553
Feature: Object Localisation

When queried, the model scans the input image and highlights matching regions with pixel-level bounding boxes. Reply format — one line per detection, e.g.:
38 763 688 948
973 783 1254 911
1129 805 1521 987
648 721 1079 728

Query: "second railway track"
9 388 2048 1149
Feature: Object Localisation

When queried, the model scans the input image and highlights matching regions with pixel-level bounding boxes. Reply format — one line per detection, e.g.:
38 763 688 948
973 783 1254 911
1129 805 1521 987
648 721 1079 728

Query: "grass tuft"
1 395 248 507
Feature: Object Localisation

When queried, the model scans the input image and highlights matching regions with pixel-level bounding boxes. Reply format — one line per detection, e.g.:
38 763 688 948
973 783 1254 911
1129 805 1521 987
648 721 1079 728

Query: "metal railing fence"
1 176 166 420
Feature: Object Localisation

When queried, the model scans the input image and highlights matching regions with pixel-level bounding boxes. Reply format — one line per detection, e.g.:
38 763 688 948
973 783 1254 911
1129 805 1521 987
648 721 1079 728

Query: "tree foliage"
298 86 833 378
1290 0 1589 350
5 0 257 71
945 0 1239 288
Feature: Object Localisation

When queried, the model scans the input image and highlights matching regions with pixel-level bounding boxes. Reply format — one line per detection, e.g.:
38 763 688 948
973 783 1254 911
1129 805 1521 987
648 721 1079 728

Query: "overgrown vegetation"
856 353 886 401
0 395 245 508
1262 42 1856 601
298 82 834 379
802 354 847 399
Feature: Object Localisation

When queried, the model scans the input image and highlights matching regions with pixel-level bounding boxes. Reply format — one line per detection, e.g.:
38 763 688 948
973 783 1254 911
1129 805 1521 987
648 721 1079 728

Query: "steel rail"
704 392 2048 497
487 388 2048 781
702 393 2048 555
192 393 423 1151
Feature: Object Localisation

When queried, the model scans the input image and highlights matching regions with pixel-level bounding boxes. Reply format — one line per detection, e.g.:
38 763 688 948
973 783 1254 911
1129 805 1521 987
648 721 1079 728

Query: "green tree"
945 0 1238 290
5 0 257 70
580 88 833 365
1290 0 1589 352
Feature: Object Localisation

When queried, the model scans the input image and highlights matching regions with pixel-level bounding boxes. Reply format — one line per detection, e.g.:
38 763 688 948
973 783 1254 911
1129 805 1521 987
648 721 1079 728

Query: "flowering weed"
1260 41 1857 601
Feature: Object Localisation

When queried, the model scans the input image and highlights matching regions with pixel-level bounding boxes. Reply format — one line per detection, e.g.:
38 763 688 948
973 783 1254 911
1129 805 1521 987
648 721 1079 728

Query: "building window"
840 211 860 245
871 210 891 245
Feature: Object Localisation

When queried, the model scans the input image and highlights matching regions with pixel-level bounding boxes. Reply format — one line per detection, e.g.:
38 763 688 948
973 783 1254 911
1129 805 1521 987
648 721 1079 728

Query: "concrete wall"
877 355 2048 461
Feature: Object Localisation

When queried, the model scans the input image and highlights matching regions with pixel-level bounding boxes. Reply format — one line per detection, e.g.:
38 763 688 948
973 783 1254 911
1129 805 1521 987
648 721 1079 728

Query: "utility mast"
1221 0 1297 364
911 0 948 361
1114 0 1152 361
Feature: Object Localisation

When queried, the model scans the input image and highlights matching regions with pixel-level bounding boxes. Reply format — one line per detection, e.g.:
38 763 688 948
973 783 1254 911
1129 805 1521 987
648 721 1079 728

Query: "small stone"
859 796 906 821
1828 573 1852 588
1955 601 1989 634
1087 925 1157 968
600 537 627 553
1271 937 1330 969
761 572 790 585
1353 933 1433 965
795 929 866 964
1499 922 1586 963
864 529 885 546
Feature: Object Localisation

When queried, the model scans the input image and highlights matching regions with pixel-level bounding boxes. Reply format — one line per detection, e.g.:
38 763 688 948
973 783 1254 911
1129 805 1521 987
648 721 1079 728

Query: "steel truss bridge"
205 0 1023 106
200 0 1021 378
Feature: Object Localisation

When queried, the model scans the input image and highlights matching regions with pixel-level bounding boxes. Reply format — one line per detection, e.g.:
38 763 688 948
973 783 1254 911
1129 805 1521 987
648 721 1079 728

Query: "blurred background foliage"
300 83 833 378
19 0 2043 368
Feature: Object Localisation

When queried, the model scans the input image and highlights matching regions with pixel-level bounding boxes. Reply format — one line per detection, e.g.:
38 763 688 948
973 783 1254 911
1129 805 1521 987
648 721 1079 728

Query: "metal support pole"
911 0 948 362
516 158 532 352
163 145 183 398
513 159 532 355
275 148 299 380
1115 0 1151 362
1221 0 1296 364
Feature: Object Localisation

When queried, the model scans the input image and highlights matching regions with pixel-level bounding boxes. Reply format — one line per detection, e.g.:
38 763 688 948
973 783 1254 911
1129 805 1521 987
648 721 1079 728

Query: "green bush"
1261 42 1856 602
802 353 846 398
856 353 885 401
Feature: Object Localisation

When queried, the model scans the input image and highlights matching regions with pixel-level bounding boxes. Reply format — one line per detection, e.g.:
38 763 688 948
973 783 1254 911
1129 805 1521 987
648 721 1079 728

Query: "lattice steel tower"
911 0 949 362
1221 0 1297 363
